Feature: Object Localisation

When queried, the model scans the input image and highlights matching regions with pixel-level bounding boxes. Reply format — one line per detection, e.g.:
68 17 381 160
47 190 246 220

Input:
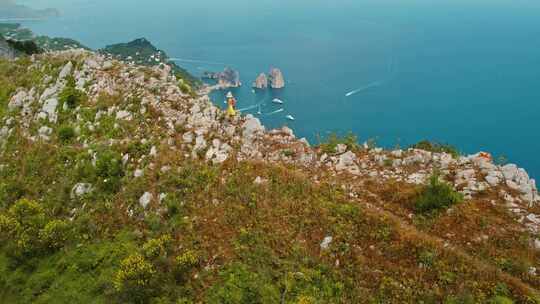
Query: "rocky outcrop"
269 68 285 89
203 67 241 88
139 192 153 209
71 183 93 199
252 73 268 89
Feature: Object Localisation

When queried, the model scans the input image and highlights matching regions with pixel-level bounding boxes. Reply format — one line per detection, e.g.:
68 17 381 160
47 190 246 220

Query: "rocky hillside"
1 50 540 303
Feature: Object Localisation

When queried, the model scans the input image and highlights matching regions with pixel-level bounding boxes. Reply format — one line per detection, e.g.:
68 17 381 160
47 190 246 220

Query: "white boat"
272 98 284 104
286 115 295 121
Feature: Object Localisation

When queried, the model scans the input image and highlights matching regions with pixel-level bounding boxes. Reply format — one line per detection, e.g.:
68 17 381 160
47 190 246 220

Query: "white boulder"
58 61 73 80
116 110 133 121
320 236 333 250
139 192 153 209
335 151 360 175
42 98 59 123
71 183 93 199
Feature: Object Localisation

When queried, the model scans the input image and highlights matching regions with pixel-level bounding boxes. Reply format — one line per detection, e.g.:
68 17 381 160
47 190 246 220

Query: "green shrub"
95 150 124 193
59 82 85 109
113 253 157 301
0 214 17 235
142 235 172 259
318 132 359 154
8 198 46 232
0 198 73 258
417 249 436 268
178 81 191 95
281 267 344 303
282 149 295 157
175 250 199 273
206 263 280 304
58 125 76 143
496 257 530 276
5 39 42 55
411 140 460 158
444 292 476 304
0 199 46 255
39 220 70 250
488 296 514 304
414 173 463 214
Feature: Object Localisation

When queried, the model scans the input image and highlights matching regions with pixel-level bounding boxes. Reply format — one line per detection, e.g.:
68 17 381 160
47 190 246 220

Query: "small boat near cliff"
286 115 295 121
272 98 284 104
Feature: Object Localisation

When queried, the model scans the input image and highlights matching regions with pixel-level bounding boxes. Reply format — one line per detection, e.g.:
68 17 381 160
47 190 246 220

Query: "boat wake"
265 108 284 115
237 103 263 112
345 54 397 98
168 58 231 66
345 81 383 97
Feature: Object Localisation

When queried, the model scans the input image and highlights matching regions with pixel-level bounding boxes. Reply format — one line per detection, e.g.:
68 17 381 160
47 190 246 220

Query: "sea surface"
17 0 540 178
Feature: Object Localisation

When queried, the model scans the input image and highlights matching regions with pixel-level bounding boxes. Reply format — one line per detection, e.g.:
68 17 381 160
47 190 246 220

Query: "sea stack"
269 68 285 89
217 67 242 88
252 73 268 89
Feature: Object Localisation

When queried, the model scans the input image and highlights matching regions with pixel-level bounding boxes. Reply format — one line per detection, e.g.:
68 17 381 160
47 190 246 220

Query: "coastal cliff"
1 49 540 303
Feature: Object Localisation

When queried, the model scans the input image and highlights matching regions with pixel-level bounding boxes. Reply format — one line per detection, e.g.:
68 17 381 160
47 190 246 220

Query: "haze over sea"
18 0 540 178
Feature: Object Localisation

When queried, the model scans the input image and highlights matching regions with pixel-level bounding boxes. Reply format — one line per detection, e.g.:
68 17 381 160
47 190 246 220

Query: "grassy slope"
0 56 538 303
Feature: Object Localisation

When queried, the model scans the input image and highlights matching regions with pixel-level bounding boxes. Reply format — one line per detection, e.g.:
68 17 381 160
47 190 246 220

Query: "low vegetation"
0 54 539 303
415 173 464 214
318 132 361 154
412 140 460 158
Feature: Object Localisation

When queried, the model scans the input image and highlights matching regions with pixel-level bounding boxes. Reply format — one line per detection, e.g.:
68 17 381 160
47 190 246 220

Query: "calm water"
19 0 540 178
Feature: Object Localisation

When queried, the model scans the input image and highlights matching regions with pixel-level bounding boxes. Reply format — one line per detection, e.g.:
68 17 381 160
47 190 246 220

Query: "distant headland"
0 0 59 20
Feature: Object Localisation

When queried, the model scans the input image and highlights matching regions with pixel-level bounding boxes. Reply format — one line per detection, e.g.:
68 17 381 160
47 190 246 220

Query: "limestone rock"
205 139 232 164
336 144 347 154
254 176 268 185
8 90 29 110
71 183 93 199
58 61 73 80
335 151 360 175
38 126 52 140
194 135 207 152
40 86 59 102
134 169 144 178
139 192 153 209
116 110 133 121
252 73 268 89
407 173 427 185
320 236 333 250
206 67 241 88
269 68 285 89
183 132 194 143
41 98 59 123
242 115 265 140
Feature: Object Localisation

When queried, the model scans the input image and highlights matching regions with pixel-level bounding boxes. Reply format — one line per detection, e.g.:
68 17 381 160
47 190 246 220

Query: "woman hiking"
226 91 237 118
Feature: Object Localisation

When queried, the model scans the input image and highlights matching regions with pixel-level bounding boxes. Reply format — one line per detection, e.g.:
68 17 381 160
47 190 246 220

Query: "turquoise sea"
18 0 540 178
